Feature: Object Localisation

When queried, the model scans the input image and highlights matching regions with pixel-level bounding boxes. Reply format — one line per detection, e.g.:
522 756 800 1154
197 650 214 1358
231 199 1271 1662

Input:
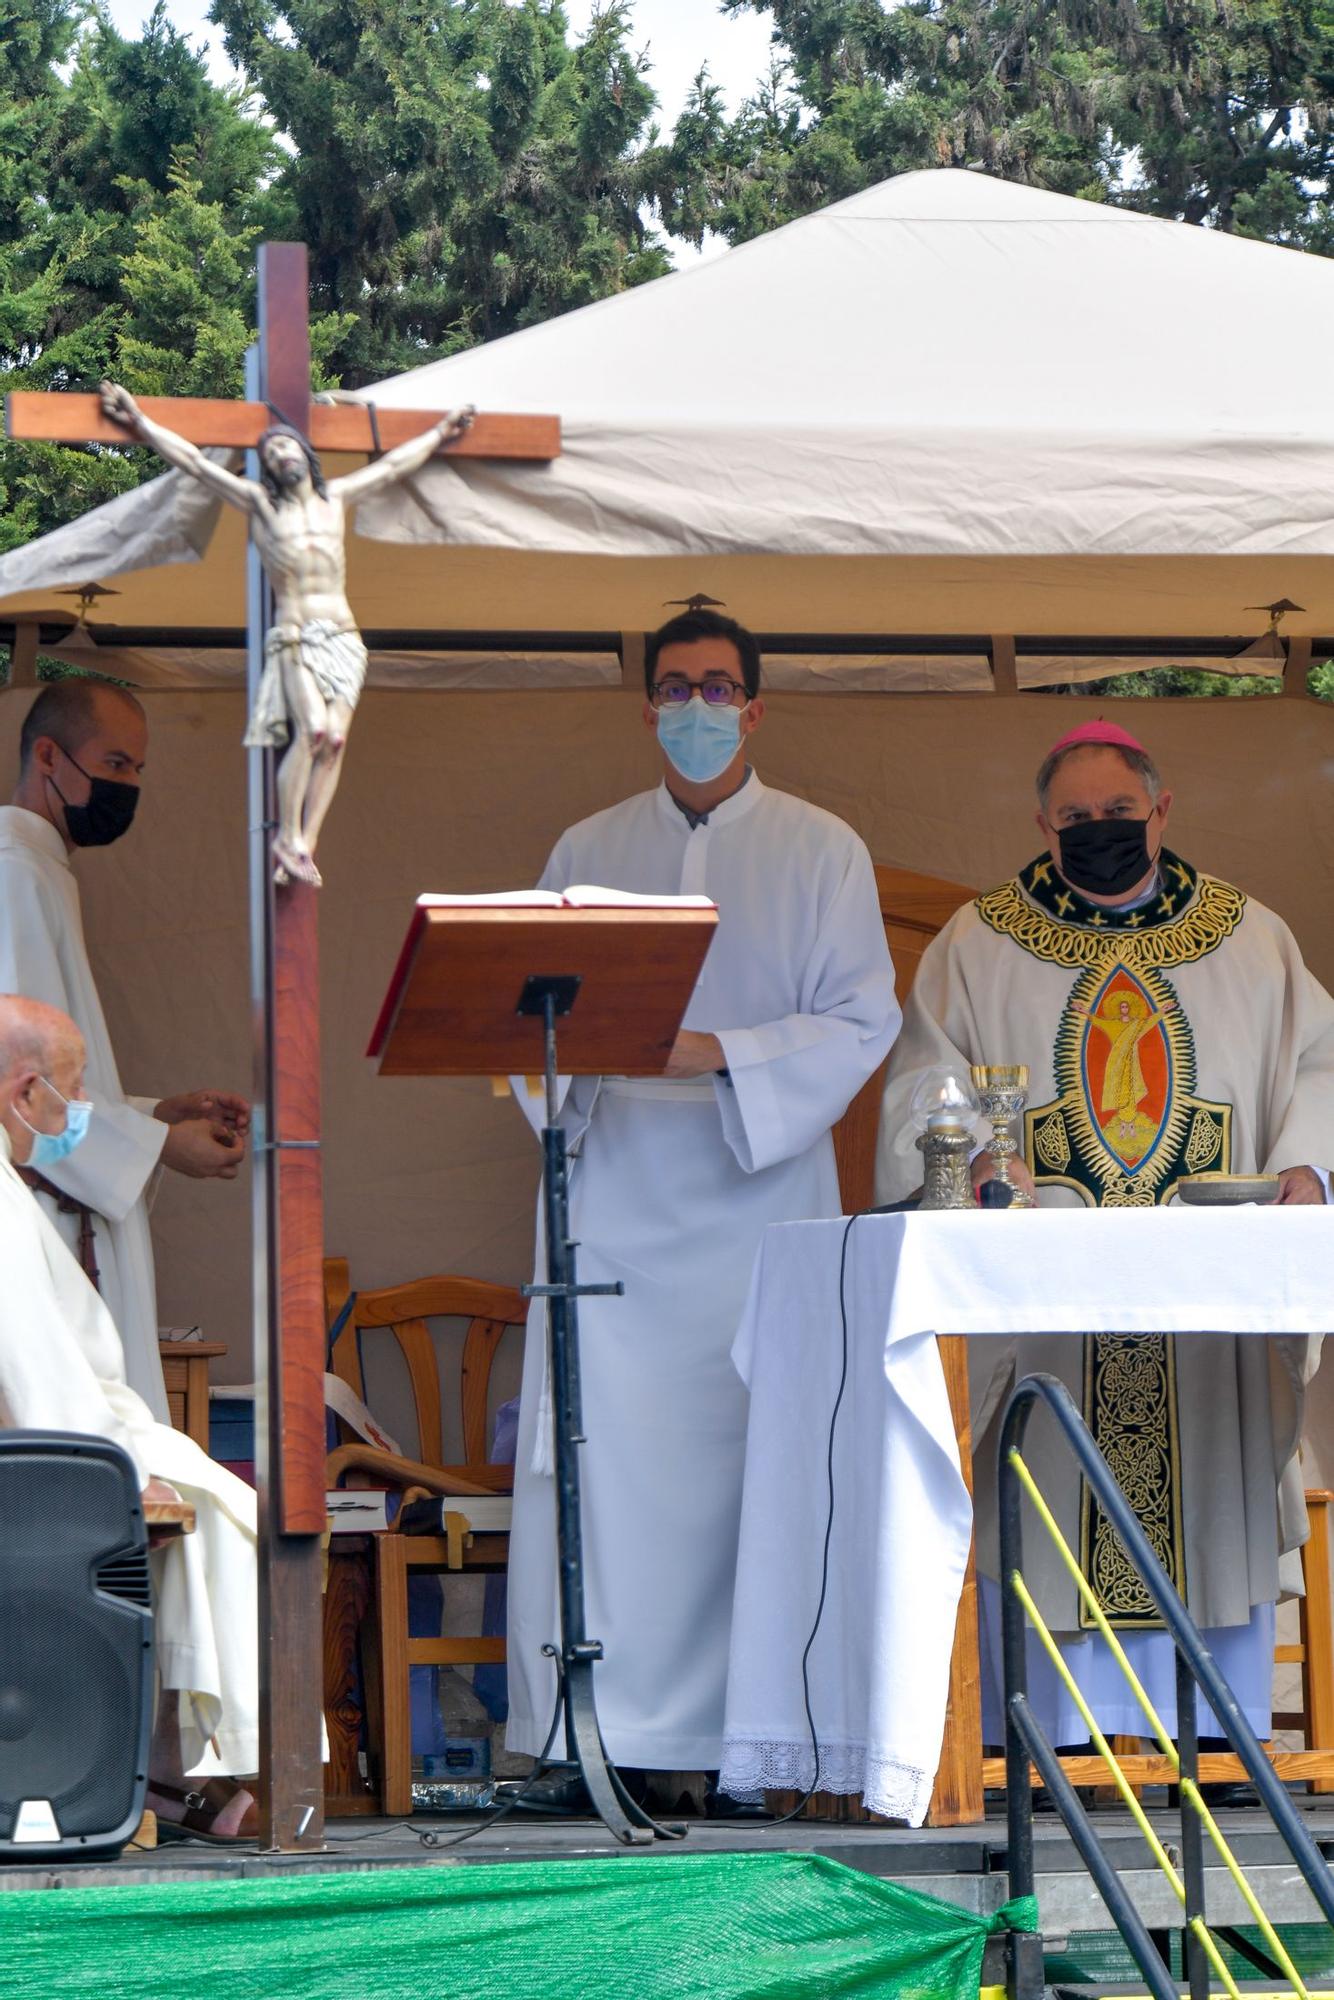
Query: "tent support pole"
247 244 328 1852
990 634 1018 695
1284 634 1313 699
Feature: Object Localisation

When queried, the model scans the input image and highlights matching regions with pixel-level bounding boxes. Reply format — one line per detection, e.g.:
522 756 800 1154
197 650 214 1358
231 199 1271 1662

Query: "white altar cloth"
717 1207 1331 1826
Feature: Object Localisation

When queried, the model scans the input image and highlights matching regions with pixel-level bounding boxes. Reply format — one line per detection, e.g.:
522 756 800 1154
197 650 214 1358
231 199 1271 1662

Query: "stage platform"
7 1802 1334 1937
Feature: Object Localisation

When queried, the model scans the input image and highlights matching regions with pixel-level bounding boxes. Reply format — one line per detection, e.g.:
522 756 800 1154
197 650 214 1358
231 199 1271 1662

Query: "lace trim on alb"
718 1738 933 1825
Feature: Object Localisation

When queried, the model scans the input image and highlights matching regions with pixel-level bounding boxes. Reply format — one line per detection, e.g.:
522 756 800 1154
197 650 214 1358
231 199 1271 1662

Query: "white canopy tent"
0 166 1330 1393
3 166 1334 669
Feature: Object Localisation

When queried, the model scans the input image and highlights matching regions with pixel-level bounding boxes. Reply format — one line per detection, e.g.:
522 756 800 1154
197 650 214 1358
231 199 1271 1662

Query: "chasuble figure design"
1075 974 1177 1169
978 849 1246 1624
1034 961 1231 1207
978 849 1242 1210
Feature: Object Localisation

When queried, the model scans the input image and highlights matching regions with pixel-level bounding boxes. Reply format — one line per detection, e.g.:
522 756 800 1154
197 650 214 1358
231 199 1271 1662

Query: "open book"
366 884 719 1064
416 887 714 910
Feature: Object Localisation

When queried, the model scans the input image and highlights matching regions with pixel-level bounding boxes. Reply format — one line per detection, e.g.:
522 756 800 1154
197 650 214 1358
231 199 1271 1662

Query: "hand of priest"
971 1152 1038 1203
160 1117 245 1180
155 1089 251 1137
1276 1166 1327 1205
663 1029 726 1079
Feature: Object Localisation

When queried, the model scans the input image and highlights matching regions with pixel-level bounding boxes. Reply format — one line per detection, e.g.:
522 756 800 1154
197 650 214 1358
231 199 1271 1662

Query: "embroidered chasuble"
876 850 1334 1639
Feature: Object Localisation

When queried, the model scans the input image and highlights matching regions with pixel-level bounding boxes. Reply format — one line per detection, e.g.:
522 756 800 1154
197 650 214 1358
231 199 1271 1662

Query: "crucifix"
6 242 562 1850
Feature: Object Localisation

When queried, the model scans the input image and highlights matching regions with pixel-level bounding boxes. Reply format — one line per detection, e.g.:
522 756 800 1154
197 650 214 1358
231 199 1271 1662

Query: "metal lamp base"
915 1125 975 1210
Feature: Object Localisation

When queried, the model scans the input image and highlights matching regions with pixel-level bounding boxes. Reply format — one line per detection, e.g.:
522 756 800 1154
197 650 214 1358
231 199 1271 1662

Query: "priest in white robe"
0 680 249 1419
505 610 901 1791
876 720 1333 1744
0 995 259 1839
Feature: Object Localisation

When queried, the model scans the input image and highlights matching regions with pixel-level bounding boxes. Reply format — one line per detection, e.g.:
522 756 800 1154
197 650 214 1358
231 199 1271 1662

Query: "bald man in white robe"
0 996 258 1839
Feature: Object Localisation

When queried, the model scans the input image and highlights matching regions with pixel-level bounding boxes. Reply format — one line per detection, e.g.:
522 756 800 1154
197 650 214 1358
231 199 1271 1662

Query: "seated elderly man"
0 995 258 1842
877 719 1332 1750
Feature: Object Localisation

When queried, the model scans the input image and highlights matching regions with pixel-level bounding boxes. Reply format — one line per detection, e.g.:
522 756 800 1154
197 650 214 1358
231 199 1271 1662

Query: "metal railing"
1000 1371 1334 2000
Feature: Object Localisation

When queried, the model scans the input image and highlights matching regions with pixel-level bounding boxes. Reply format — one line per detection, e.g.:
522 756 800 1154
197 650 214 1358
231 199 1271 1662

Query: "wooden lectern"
369 894 719 1076
370 893 718 1843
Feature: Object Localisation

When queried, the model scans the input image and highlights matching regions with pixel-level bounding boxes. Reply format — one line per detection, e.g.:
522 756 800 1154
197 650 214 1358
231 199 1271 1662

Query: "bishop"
877 721 1333 1744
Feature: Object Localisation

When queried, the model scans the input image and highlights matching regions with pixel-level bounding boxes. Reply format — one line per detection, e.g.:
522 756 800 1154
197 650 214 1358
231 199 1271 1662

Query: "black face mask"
48 751 140 848
1056 816 1153 898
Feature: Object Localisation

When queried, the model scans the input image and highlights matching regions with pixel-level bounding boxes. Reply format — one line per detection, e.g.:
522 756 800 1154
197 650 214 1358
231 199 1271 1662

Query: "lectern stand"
369 897 718 1845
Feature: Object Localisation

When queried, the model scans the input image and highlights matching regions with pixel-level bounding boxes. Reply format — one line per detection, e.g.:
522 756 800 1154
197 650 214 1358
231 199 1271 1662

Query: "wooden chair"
1090 1492 1334 1800
1271 1489 1334 1792
831 864 977 1212
322 1257 526 1817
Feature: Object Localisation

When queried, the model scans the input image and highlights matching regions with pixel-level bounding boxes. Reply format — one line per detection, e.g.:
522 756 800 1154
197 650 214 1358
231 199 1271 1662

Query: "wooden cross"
6 244 558 1850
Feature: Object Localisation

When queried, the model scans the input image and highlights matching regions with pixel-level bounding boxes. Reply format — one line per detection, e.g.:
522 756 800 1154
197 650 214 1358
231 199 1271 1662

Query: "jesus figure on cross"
99 382 472 886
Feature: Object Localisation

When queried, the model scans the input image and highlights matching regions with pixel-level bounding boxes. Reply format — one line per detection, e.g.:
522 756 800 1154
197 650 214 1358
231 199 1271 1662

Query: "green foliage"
207 0 673 381
1043 661 1334 701
1048 666 1283 696
696 1 1334 250
0 0 350 552
4 0 1334 741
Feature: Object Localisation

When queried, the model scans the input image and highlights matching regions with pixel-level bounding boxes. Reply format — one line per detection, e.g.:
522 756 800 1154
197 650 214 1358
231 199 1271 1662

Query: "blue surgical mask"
17 1078 92 1170
655 699 748 785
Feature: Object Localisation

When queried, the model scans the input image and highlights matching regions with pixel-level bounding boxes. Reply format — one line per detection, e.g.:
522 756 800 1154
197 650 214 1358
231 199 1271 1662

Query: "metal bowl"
1176 1173 1280 1207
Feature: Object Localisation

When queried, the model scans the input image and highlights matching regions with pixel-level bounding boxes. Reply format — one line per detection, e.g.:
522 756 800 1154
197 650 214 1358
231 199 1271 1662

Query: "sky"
101 0 779 126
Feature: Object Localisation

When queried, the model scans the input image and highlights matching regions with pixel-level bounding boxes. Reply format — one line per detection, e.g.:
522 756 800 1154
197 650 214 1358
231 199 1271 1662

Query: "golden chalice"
969 1065 1035 1209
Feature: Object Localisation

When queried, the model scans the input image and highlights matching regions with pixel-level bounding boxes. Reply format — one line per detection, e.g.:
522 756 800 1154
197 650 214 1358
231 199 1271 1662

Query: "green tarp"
2 1850 1037 1999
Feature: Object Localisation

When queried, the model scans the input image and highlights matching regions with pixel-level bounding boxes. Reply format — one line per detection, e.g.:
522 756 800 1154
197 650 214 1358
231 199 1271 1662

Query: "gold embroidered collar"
977 851 1246 971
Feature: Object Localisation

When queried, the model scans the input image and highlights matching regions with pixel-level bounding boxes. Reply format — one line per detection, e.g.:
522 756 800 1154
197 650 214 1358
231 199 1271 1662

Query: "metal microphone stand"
517 976 684 1846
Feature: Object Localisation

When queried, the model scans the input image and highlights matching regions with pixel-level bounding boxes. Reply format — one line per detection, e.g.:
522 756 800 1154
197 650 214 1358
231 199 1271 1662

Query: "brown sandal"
148 1778 259 1846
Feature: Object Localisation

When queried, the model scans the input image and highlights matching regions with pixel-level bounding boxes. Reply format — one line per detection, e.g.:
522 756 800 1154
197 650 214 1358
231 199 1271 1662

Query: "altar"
717 1205 1333 1827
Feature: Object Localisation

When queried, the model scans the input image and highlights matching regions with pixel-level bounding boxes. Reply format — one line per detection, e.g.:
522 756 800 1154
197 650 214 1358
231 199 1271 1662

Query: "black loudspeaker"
0 1432 153 1860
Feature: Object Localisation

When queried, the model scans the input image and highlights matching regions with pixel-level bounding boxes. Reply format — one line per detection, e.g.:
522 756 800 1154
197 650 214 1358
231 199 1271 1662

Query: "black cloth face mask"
48 750 140 848
1056 816 1153 898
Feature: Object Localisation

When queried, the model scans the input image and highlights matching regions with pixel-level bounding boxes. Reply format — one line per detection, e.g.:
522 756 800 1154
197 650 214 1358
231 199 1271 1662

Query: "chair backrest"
323 1260 527 1467
832 862 976 1212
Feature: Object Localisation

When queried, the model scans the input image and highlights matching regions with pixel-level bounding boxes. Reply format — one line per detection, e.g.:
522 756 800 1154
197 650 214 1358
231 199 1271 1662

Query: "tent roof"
345 164 1334 567
368 165 1334 435
3 168 1334 673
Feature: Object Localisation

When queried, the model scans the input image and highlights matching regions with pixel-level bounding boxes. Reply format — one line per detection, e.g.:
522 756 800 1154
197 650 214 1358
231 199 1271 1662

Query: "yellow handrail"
1007 1446 1310 2000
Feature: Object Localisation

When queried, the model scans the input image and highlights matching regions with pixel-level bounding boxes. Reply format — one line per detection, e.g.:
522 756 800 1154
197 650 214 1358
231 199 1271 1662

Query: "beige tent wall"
0 686 1330 1392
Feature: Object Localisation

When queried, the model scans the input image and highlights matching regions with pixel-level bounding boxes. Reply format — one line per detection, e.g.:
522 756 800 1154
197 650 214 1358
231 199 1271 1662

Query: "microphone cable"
763 1201 896 1826
760 1187 998 1828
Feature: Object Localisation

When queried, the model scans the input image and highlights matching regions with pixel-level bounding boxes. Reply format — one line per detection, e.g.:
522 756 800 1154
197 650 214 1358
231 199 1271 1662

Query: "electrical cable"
756 1194 929 1830
326 1676 566 1851
761 1207 861 1828
337 1197 927 1845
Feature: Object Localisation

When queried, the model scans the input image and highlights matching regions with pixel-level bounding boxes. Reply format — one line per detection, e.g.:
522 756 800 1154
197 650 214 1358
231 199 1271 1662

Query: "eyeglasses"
649 676 747 708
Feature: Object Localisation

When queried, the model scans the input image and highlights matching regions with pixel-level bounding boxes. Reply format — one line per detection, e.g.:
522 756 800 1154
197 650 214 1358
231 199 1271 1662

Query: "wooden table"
158 1341 228 1450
